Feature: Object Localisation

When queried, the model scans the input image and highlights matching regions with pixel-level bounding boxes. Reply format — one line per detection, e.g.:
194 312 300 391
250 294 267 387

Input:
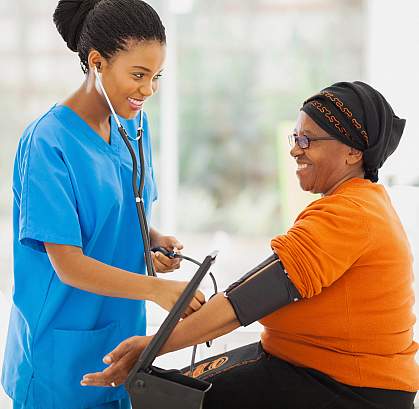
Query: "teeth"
128 97 143 107
298 163 308 170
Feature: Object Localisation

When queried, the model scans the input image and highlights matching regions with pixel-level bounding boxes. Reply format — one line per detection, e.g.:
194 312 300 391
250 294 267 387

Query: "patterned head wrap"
301 81 406 182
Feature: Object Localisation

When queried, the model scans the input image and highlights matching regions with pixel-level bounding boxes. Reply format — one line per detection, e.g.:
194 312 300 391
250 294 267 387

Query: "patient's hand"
81 335 152 387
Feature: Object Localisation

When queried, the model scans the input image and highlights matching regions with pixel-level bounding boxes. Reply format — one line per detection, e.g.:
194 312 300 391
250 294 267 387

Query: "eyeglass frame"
288 134 335 149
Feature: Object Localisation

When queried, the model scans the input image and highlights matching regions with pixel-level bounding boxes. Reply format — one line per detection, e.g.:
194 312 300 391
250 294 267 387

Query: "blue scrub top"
1 105 158 408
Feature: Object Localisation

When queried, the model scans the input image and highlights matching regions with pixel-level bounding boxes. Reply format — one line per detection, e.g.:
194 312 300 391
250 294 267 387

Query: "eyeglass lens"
288 135 309 149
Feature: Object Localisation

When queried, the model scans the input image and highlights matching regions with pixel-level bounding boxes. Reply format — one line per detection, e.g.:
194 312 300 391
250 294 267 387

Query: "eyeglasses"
288 134 335 149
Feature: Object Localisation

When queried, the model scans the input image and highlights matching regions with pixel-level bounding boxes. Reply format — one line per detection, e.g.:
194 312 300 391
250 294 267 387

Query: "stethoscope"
94 65 156 277
94 66 216 371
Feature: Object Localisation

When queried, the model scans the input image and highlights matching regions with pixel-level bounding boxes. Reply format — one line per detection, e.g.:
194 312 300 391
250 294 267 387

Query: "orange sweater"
261 178 419 391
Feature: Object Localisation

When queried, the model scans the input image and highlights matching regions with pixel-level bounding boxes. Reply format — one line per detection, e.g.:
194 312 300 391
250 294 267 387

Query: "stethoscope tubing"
117 125 156 277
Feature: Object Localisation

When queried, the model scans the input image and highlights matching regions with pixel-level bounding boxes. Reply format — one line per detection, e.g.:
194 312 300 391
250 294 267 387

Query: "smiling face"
291 111 364 195
90 40 166 119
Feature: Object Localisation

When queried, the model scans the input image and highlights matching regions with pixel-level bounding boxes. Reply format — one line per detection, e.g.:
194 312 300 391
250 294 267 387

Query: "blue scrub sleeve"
18 134 82 253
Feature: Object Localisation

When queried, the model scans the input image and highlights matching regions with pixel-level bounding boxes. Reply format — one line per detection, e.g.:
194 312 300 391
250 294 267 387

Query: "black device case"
125 252 217 409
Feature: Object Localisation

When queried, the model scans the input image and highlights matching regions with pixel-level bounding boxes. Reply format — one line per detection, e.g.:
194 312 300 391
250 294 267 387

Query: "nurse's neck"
63 76 112 144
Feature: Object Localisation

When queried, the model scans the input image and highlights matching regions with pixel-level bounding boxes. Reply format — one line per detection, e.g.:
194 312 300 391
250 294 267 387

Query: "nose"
139 80 154 98
290 142 303 158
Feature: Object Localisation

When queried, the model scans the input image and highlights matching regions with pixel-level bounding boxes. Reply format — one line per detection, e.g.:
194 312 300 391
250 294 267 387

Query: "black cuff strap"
225 254 301 326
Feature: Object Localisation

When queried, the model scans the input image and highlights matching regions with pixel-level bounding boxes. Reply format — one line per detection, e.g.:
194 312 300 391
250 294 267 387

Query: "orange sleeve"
271 195 369 298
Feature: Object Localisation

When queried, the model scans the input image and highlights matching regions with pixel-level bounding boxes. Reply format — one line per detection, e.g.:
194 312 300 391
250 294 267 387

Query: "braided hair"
53 0 166 73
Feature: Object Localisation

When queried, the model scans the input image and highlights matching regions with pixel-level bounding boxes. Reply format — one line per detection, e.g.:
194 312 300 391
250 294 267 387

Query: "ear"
346 147 363 166
87 50 106 73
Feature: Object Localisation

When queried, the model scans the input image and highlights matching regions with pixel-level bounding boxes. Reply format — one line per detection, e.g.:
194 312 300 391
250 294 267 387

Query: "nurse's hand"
81 335 151 388
155 279 206 317
151 234 183 273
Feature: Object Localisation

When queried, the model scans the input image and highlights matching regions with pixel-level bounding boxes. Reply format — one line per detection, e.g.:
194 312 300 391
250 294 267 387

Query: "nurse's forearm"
45 243 160 301
159 293 240 355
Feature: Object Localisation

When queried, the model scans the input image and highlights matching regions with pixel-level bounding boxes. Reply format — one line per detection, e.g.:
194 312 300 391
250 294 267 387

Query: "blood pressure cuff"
224 253 301 326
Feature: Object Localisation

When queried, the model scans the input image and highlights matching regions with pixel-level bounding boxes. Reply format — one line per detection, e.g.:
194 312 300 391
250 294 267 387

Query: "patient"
82 81 419 409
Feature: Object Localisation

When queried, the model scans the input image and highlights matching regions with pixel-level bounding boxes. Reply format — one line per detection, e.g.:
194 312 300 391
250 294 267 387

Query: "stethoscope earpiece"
93 61 101 73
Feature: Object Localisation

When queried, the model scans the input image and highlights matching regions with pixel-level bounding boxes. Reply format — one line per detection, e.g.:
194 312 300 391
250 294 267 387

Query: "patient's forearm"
160 293 240 355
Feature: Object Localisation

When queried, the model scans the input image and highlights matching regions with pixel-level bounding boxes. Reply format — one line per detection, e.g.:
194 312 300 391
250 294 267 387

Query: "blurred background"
0 0 418 406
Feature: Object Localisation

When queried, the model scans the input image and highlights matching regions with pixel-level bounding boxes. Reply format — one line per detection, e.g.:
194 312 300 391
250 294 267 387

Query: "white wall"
366 0 419 185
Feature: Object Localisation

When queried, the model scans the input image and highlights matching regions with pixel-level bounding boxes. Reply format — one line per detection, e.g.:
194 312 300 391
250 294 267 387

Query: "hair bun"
53 0 100 52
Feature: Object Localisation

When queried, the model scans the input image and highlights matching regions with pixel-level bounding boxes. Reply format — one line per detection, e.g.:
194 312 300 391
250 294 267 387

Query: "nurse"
1 1 204 408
